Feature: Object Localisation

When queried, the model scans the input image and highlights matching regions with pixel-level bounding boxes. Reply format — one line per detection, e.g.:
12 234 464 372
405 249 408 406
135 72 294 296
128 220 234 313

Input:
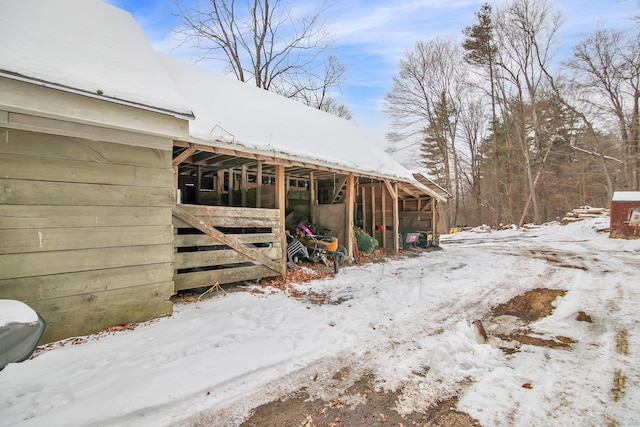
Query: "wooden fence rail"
172 204 283 292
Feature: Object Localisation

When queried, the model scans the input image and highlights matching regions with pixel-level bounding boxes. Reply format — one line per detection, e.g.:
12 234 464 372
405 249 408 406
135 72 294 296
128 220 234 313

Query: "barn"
0 0 449 342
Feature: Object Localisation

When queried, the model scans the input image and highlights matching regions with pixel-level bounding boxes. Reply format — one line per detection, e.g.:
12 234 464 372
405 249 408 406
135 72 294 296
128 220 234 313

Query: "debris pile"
561 206 609 224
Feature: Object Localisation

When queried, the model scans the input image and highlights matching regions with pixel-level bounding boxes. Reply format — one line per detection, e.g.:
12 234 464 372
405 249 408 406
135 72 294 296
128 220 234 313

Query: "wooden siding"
173 204 283 292
0 128 175 343
1 77 190 143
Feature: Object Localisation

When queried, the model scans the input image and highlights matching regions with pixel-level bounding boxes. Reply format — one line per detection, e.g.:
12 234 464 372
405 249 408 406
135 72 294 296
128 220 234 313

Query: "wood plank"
309 171 315 221
0 154 173 188
256 161 263 208
175 246 280 269
31 282 174 343
275 165 286 275
172 145 196 167
391 182 399 252
0 263 174 301
174 265 277 291
241 164 247 207
382 184 387 249
0 179 174 206
181 204 280 219
0 205 171 229
0 244 174 280
361 186 367 234
401 200 433 230
172 206 282 274
173 216 279 229
371 185 377 242
1 128 172 168
345 174 355 257
175 233 279 247
0 225 173 254
5 111 175 152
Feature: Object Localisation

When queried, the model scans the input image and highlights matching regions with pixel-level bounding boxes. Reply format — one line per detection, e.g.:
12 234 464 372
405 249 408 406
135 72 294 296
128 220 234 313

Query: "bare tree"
463 3 502 225
458 98 487 224
274 54 353 119
566 28 640 190
493 0 563 224
384 38 468 229
173 0 351 118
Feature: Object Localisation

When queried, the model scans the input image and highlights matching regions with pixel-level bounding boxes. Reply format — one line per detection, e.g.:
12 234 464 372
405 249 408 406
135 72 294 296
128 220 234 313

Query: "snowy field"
1 217 639 426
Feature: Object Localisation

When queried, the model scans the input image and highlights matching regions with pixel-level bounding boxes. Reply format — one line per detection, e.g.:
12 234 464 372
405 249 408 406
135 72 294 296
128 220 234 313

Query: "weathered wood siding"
313 204 347 250
173 204 282 291
398 198 435 233
0 128 175 343
360 183 395 251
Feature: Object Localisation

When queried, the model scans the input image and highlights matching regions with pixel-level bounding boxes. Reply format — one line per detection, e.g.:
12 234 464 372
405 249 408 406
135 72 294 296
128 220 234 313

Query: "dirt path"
187 229 638 426
233 287 571 427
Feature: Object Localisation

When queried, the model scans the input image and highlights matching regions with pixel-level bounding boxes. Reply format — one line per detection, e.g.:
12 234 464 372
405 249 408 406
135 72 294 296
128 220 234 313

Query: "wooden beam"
371 186 376 242
241 164 247 207
404 199 434 229
381 184 386 249
361 186 367 233
392 182 399 253
309 171 316 222
384 180 398 200
172 206 282 274
172 145 196 167
216 170 224 205
275 165 286 275
396 182 420 198
256 161 263 208
345 173 355 257
195 165 202 205
331 176 348 204
227 168 233 206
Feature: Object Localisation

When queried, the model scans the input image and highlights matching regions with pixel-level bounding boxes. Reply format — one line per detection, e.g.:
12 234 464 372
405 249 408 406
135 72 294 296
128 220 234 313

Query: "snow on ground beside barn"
1 217 639 426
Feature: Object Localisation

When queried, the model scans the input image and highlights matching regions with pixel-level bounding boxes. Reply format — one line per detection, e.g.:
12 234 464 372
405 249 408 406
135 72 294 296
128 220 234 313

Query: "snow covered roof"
0 0 425 188
0 0 193 118
160 56 415 182
612 192 640 202
413 173 452 202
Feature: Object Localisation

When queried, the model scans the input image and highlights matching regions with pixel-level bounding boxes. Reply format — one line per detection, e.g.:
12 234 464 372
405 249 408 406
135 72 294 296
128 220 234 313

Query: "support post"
275 165 287 275
391 182 399 252
371 185 376 242
195 165 202 205
256 161 263 208
381 184 386 249
227 168 233 206
309 171 315 222
241 164 247 207
345 173 355 257
216 170 224 205
361 186 366 232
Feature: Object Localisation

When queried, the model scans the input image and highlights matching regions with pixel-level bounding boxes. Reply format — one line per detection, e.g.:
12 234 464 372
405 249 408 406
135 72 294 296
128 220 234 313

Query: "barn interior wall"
313 204 348 249
358 183 395 251
0 127 175 343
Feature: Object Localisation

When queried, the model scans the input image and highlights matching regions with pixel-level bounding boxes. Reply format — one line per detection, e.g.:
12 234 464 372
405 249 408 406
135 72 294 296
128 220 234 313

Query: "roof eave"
177 135 417 184
0 70 195 120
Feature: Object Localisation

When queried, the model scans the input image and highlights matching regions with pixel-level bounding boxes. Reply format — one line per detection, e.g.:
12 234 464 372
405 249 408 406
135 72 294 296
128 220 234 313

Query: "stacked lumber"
561 206 609 224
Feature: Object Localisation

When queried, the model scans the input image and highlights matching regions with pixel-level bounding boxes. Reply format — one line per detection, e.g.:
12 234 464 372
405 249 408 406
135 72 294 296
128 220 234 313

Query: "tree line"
172 0 637 229
384 0 639 229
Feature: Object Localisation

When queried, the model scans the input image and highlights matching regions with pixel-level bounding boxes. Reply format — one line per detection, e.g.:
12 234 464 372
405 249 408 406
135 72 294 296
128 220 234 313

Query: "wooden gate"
172 204 284 292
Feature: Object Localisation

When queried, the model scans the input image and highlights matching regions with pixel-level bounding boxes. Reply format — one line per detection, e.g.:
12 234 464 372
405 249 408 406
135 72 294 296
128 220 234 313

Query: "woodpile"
561 206 609 224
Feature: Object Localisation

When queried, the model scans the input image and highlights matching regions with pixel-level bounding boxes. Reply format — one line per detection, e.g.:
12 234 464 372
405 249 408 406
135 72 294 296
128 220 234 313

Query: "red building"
610 192 640 239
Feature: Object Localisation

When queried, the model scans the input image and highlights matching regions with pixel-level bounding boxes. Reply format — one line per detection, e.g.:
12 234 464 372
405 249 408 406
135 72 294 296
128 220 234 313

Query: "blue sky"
106 0 637 142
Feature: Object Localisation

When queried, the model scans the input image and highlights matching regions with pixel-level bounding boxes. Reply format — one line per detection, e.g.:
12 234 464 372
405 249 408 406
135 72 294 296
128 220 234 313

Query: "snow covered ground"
1 217 639 426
